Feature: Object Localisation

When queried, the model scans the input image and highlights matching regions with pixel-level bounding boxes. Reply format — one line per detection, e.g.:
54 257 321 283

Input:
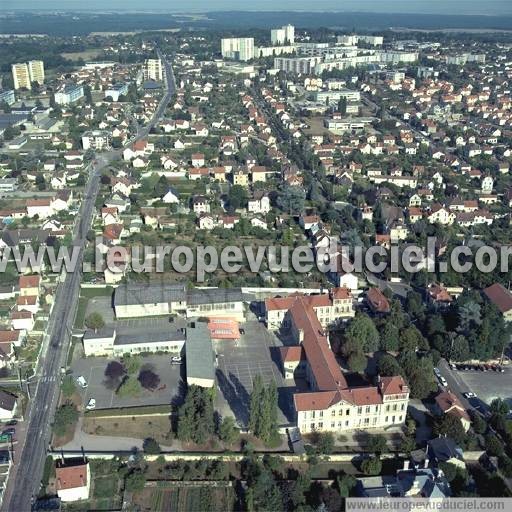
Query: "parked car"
2 428 15 436
434 367 441 376
449 363 457 370
171 356 182 365
439 377 448 387
86 398 96 410
76 376 88 388
463 392 476 399
239 328 245 335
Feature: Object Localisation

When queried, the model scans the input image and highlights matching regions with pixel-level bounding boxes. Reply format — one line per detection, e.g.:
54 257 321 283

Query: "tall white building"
221 38 254 62
12 60 45 90
143 58 164 81
11 63 30 90
28 60 45 85
271 24 295 45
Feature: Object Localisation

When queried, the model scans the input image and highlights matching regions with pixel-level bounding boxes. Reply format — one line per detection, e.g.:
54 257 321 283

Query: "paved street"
2 50 176 512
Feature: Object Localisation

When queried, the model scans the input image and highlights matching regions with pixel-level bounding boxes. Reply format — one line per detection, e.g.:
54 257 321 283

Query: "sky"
3 1 512 16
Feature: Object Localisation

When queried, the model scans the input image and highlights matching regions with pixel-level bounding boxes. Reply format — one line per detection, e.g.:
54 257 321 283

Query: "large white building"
82 327 185 357
143 58 164 81
272 294 409 435
271 24 295 45
11 63 30 90
11 60 45 90
54 84 84 105
82 130 111 151
221 38 255 62
28 60 45 85
113 283 245 321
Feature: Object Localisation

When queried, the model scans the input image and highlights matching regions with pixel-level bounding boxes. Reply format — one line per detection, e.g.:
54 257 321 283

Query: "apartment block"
221 38 254 62
143 59 164 81
11 63 31 90
54 84 84 105
28 60 45 85
271 24 295 45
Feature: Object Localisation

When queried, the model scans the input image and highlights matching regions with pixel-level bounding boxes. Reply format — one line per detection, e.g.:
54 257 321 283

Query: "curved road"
3 50 175 512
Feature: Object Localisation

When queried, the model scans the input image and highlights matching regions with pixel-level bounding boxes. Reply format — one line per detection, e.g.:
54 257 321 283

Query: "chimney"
403 460 410 470
424 458 429 469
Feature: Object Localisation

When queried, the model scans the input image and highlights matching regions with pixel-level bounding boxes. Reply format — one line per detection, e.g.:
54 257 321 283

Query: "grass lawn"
74 297 88 329
93 475 119 499
83 414 173 445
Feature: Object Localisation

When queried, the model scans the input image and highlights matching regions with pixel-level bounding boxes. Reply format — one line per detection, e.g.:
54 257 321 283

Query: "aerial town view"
1 0 512 510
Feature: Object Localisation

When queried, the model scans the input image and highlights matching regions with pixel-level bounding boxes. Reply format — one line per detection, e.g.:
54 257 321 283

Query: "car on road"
171 356 182 364
463 392 476 399
449 363 457 370
76 376 88 388
86 398 96 410
439 377 448 387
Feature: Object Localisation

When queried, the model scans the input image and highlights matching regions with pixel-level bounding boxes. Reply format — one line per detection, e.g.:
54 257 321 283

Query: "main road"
3 49 175 512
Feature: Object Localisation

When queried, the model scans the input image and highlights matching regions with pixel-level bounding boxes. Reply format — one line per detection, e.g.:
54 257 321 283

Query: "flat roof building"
185 322 215 388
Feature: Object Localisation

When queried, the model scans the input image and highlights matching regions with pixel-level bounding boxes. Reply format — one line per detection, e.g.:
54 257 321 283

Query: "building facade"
221 38 255 62
143 59 164 81
11 63 30 90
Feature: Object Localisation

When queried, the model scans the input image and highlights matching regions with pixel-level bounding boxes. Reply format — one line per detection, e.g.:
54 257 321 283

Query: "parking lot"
214 313 296 427
71 354 185 410
452 364 512 408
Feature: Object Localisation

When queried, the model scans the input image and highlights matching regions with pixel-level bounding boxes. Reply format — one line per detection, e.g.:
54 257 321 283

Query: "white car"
463 392 476 399
439 377 448 387
86 398 96 410
171 356 182 364
76 376 88 388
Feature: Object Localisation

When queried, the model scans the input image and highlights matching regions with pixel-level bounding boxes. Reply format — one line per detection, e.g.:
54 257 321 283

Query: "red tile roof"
484 283 512 313
367 287 390 313
19 275 40 289
56 462 88 490
279 346 305 362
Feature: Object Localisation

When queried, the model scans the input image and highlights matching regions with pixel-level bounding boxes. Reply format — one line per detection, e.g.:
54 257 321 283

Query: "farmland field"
134 484 235 512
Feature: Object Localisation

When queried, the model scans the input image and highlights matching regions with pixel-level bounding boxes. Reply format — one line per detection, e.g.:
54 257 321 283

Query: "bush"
361 457 382 475
311 431 335 454
53 403 78 437
61 375 76 398
85 312 105 331
143 437 161 454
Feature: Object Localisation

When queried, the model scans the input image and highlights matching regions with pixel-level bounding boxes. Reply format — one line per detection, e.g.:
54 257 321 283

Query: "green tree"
249 375 279 446
61 375 76 398
85 312 105 332
53 403 78 437
366 434 387 455
361 457 382 475
143 437 161 454
177 385 215 445
218 416 239 445
346 313 379 352
377 353 402 376
433 415 466 445
125 470 146 492
347 351 367 373
380 323 400 351
485 434 505 457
